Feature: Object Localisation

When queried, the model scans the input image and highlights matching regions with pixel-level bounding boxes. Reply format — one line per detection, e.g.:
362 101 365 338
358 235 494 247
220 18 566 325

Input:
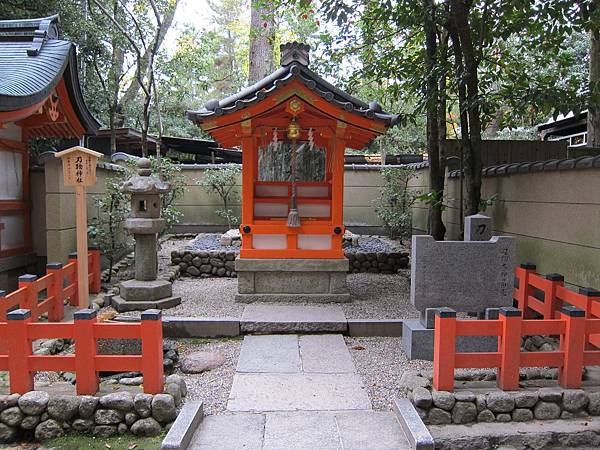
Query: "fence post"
89 247 102 294
46 263 64 322
7 309 33 393
18 275 38 319
433 308 456 392
515 263 536 318
544 273 564 319
579 287 600 318
559 305 586 389
0 290 6 354
498 307 522 390
68 252 78 306
74 309 99 395
141 309 164 394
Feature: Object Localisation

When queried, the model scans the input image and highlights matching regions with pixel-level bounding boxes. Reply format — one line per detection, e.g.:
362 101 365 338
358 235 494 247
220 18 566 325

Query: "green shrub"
373 167 417 242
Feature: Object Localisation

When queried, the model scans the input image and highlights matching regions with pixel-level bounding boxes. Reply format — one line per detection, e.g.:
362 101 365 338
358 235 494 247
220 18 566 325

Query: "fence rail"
1 308 163 395
0 249 101 323
514 263 600 320
433 305 600 392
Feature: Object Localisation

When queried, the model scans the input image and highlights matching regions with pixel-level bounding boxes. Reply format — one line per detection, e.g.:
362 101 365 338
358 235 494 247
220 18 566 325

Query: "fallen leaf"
352 345 365 350
128 444 138 449
105 444 112 449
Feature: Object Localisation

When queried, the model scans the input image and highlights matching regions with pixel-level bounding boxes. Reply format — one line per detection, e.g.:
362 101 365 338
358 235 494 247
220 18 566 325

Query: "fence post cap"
88 244 100 251
499 307 522 317
0 290 5 298
561 305 586 317
7 309 31 320
73 309 97 320
68 252 78 259
434 308 456 318
580 287 600 297
520 262 536 270
141 309 162 321
46 262 63 270
18 274 37 283
545 273 564 282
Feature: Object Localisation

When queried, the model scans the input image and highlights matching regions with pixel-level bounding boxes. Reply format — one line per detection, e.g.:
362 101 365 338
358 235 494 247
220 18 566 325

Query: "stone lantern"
111 158 181 312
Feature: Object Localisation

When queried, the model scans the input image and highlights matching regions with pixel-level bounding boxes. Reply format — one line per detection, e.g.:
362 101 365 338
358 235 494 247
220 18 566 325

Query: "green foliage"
373 167 416 241
479 193 498 213
88 168 130 282
199 165 241 229
416 190 446 211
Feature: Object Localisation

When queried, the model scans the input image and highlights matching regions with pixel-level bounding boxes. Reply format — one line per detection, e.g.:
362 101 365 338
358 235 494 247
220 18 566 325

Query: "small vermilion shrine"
188 43 399 302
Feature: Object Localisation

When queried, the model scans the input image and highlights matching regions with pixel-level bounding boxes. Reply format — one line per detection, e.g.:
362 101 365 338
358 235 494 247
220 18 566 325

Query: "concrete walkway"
188 334 411 450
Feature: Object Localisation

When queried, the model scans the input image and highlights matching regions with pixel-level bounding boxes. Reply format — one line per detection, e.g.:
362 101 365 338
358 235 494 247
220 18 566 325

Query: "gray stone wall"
406 377 600 425
171 249 409 278
0 375 187 444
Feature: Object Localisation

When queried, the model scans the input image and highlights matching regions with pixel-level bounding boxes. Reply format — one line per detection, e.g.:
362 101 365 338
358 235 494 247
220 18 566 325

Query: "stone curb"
161 401 203 450
393 398 435 450
115 316 406 337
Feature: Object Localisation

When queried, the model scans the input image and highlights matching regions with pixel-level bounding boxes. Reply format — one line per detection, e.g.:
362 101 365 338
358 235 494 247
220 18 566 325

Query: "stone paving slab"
240 304 347 333
263 411 342 450
227 373 372 412
188 413 264 450
299 334 355 373
336 410 410 450
237 335 301 373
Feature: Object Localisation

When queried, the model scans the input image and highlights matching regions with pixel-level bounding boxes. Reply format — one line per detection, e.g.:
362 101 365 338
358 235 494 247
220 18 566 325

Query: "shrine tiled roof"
187 42 401 127
0 15 98 133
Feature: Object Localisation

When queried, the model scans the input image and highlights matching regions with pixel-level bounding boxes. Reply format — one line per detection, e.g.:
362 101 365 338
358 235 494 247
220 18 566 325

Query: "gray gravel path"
345 337 433 412
173 337 242 416
134 271 418 320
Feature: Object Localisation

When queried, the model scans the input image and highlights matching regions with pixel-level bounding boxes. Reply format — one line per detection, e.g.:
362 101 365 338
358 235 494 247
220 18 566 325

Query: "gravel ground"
343 236 392 253
170 337 242 416
346 336 433 411
121 271 418 320
185 233 240 252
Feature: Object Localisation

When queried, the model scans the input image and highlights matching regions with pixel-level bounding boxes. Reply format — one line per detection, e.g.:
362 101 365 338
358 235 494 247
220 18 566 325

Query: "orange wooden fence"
514 263 600 320
0 308 164 395
433 305 600 392
0 249 101 323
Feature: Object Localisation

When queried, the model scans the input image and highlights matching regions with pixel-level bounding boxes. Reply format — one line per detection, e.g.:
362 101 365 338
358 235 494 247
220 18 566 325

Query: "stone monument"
111 158 181 312
403 214 516 360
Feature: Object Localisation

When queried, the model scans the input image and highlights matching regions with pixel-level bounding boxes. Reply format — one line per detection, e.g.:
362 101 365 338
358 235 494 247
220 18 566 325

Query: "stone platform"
111 279 181 312
235 258 350 303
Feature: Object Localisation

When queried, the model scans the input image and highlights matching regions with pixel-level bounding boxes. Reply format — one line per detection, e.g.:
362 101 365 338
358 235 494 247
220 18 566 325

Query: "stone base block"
235 258 349 303
235 293 350 303
402 319 497 361
119 279 173 301
111 295 181 312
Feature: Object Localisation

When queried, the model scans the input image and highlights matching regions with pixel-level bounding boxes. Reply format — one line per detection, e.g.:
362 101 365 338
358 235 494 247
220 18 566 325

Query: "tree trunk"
423 0 446 240
450 0 482 217
116 0 179 117
589 26 600 147
248 0 276 84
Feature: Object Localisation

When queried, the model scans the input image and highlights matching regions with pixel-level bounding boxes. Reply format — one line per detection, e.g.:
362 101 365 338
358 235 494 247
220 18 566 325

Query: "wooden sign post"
55 146 102 308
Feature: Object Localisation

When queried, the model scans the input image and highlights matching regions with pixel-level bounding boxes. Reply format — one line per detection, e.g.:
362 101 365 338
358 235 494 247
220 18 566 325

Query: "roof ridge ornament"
280 42 310 67
27 15 59 57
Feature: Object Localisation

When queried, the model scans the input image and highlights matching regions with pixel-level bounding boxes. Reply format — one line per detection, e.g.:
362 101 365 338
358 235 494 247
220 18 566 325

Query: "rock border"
0 375 187 444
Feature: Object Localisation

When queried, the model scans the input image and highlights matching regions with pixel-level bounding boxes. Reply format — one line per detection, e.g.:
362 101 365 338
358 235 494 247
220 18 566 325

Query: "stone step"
240 304 347 334
188 411 411 450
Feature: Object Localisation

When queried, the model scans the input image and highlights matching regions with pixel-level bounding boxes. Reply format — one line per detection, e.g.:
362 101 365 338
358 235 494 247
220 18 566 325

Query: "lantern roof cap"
186 42 400 127
121 158 171 194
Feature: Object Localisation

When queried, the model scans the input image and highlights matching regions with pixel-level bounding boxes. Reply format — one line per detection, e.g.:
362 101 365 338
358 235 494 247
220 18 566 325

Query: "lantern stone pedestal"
234 258 350 303
111 158 181 312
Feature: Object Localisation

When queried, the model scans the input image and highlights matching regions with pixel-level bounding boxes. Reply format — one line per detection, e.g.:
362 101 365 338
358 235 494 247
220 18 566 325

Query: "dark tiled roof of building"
187 42 400 126
0 15 98 133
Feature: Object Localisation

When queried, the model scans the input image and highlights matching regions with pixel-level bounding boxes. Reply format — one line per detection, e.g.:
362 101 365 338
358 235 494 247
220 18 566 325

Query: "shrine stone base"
111 279 181 312
234 258 350 303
